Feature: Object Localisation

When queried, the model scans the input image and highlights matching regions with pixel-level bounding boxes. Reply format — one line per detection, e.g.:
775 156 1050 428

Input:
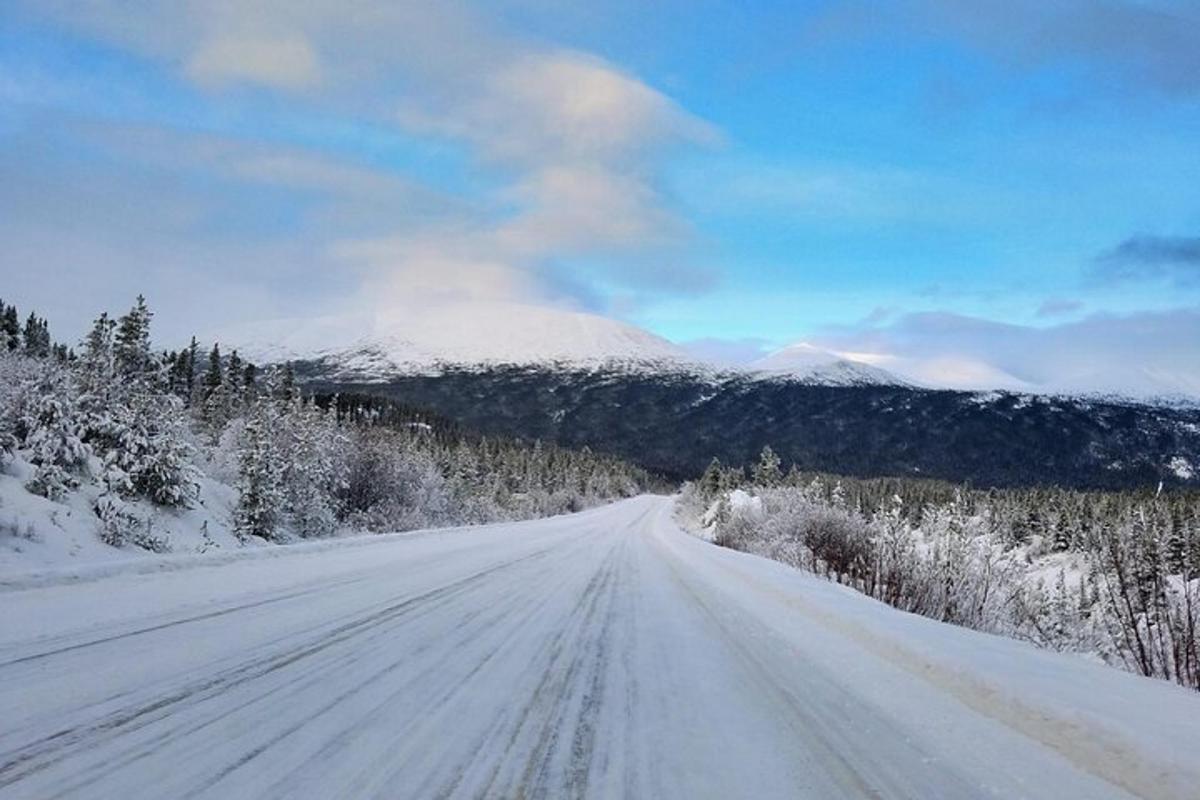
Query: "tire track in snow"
0 545 560 791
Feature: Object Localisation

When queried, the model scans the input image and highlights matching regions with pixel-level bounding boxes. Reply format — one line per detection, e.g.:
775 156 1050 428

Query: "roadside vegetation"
680 447 1200 690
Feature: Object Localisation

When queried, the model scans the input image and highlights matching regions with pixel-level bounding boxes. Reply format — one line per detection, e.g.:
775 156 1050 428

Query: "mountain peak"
749 342 905 386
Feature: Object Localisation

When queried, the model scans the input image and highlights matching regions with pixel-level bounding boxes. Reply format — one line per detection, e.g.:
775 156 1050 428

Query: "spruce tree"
699 457 724 500
78 312 117 398
114 295 153 378
185 337 199 405
204 344 223 398
1 303 20 350
22 313 50 358
243 362 258 395
753 445 783 488
235 392 284 542
224 350 244 408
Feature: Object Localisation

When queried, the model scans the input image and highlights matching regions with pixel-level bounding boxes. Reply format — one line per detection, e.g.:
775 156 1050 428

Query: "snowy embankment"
0 453 243 574
2 495 1198 799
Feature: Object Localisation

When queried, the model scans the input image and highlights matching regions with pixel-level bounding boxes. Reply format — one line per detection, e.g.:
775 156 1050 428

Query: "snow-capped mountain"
213 308 1200 490
220 306 1192 403
749 342 905 386
222 302 694 380
222 307 920 389
1040 365 1200 407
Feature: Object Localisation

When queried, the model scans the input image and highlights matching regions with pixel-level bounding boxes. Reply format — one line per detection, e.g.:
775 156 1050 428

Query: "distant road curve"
1 496 1197 799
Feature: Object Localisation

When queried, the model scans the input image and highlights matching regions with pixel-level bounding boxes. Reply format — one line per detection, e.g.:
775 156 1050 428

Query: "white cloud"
674 158 1005 226
187 34 322 89
807 308 1200 397
11 0 717 325
433 51 716 166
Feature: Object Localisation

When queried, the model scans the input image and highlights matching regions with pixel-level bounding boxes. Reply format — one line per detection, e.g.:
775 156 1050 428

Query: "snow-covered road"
1 496 1197 799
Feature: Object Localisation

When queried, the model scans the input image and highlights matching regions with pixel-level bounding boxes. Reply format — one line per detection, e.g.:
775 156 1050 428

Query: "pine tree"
753 445 783 488
98 389 200 507
80 313 117 388
22 364 89 500
280 363 296 399
114 295 153 378
243 362 258 395
22 313 50 358
0 301 20 350
224 350 245 408
204 344 223 398
201 344 233 437
279 393 345 538
699 457 724 500
234 395 284 542
185 337 199 405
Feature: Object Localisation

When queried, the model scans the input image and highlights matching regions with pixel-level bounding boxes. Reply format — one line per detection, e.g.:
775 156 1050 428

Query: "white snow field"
1 496 1197 799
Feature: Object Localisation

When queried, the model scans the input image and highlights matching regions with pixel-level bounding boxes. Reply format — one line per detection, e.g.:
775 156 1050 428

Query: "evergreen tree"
234 395 284 542
80 313 117 388
201 344 233 437
1 302 20 350
753 445 783 488
280 362 296 399
204 344 223 398
22 312 50 358
97 389 200 507
699 457 724 500
114 295 153 378
224 350 245 408
185 337 199 405
279 393 346 538
22 364 89 499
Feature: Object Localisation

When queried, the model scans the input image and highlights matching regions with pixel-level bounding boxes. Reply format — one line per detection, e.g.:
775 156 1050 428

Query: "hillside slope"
305 365 1200 488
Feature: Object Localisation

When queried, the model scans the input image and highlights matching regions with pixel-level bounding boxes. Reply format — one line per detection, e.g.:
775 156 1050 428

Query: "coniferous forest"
0 296 655 556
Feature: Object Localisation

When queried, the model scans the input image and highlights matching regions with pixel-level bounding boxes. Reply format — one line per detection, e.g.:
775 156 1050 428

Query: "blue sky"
2 1 1198 392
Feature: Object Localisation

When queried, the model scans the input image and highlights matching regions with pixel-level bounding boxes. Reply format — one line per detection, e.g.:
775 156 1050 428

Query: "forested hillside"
308 365 1200 490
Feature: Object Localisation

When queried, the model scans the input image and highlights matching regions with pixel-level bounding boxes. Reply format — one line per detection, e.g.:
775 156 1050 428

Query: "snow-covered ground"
1 495 1196 799
0 454 244 572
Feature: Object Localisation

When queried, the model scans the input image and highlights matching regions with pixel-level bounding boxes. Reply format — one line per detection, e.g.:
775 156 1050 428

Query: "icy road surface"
1 496 1198 799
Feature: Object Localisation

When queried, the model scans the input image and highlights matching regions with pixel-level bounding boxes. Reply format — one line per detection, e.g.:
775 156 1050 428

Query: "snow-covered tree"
21 363 89 499
278 393 347 538
234 394 285 542
96 390 200 507
1 302 21 351
114 295 154 378
21 312 51 358
752 445 783 488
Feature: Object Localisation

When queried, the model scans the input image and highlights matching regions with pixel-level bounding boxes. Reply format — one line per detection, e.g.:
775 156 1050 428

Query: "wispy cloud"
187 34 322 90
674 159 992 226
802 0 1200 97
1092 234 1200 286
917 0 1200 96
1035 298 1084 318
13 0 717 320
